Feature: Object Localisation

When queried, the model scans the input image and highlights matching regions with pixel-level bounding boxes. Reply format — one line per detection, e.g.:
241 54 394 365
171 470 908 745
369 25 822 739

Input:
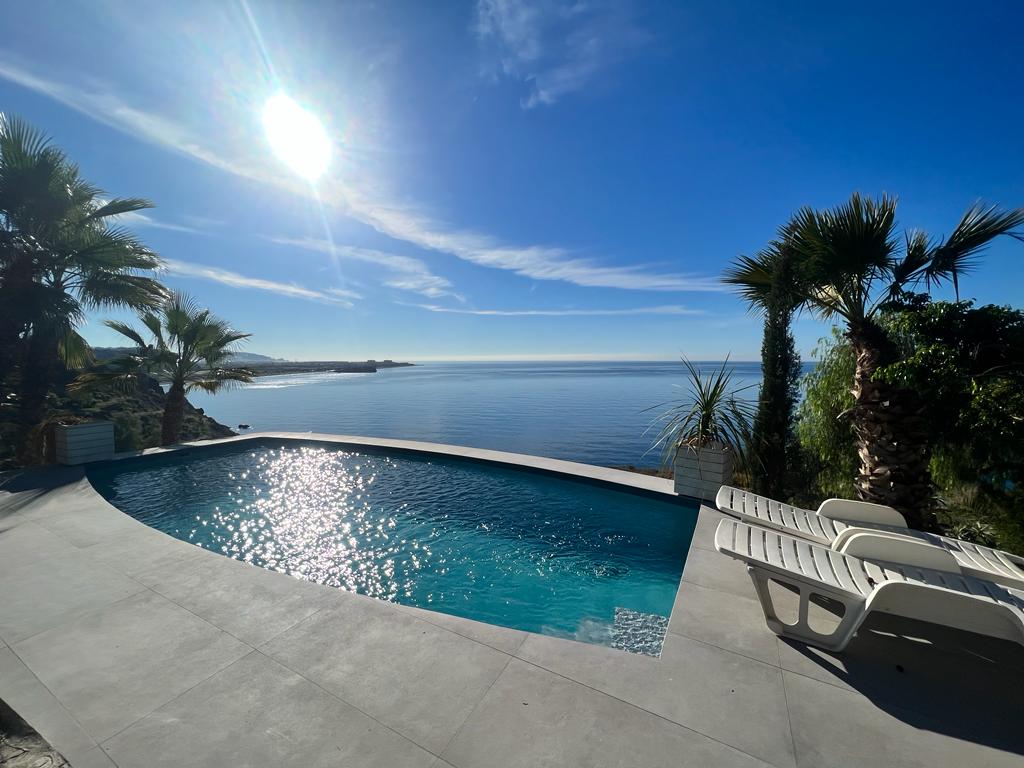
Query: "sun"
262 93 331 181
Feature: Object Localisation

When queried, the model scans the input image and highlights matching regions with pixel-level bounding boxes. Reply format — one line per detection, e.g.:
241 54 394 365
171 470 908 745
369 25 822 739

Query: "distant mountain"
91 347 281 363
225 351 281 363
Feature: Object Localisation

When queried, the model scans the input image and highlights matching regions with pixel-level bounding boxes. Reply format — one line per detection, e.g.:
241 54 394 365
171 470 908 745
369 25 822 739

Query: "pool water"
87 441 697 650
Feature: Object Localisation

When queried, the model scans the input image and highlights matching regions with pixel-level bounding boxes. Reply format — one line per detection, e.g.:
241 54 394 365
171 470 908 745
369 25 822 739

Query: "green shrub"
794 328 857 505
112 413 143 452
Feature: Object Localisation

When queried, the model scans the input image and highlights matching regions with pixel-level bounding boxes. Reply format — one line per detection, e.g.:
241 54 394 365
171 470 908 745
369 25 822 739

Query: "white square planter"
55 421 115 465
673 444 734 500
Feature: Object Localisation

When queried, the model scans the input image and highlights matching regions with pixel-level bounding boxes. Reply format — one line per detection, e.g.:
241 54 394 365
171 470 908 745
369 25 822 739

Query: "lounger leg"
745 567 865 652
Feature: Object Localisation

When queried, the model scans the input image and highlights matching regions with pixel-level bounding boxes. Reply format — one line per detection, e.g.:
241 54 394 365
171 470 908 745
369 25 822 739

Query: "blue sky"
2 0 1022 361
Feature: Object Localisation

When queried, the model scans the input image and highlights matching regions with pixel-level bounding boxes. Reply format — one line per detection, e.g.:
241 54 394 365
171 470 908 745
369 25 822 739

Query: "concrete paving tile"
13 590 250 742
30 498 144 548
104 651 436 768
261 597 510 754
443 658 773 768
65 747 118 768
668 580 779 665
0 520 79 573
681 547 759 601
778 613 1024 693
691 505 729 550
784 670 1024 768
80 524 208 579
778 618 1024 750
0 645 98 762
3 473 93 521
395 603 528 655
516 632 795 768
0 551 147 645
138 551 336 645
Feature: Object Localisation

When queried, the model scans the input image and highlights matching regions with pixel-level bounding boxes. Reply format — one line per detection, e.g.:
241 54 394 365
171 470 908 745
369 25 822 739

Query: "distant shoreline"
246 360 414 377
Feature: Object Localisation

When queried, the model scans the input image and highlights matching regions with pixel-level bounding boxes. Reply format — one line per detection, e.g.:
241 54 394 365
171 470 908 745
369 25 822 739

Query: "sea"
187 361 805 468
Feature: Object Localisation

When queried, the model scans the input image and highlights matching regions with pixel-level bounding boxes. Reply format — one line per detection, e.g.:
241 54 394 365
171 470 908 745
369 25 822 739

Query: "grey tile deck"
103 651 437 768
1 433 1022 768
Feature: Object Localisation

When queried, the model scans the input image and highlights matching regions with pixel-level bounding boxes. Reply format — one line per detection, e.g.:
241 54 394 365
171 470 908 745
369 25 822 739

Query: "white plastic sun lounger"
716 485 1024 590
715 518 1024 651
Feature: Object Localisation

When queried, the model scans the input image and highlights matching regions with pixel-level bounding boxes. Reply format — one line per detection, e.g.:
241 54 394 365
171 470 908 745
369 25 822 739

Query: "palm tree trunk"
16 328 61 465
161 381 187 445
847 326 935 530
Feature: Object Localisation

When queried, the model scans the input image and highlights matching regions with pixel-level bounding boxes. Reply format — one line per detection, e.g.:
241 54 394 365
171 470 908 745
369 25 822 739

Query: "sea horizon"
188 359 811 469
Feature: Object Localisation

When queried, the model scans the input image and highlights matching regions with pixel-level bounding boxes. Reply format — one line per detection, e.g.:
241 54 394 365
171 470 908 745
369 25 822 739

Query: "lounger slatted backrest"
715 486 1024 590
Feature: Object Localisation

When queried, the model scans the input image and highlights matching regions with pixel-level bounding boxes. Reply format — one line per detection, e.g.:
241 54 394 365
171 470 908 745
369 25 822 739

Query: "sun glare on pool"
262 93 331 181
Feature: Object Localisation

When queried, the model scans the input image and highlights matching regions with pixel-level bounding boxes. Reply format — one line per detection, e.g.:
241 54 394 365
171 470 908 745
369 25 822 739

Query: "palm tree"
74 293 254 445
724 227 802 498
727 193 1024 528
0 114 166 460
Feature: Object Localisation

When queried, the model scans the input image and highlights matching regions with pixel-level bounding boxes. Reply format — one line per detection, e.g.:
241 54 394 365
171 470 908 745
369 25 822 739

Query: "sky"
2 0 1023 362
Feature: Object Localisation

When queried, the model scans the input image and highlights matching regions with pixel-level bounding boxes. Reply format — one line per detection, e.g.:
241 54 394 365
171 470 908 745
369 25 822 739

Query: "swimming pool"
87 440 697 653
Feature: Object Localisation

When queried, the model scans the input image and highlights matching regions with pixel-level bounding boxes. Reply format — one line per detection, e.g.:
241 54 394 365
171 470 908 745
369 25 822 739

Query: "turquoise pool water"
87 441 697 649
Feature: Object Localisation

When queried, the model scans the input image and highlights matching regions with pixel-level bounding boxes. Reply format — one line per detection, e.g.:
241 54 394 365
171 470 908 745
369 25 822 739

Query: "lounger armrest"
817 498 907 527
835 530 961 573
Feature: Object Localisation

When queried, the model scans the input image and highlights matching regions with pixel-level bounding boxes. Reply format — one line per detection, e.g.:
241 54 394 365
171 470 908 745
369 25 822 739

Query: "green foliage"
648 358 754 466
73 292 254 397
112 412 143 452
877 301 1024 551
785 194 1024 328
72 292 253 445
725 231 802 498
795 329 857 503
942 518 999 548
777 194 1023 518
0 113 166 463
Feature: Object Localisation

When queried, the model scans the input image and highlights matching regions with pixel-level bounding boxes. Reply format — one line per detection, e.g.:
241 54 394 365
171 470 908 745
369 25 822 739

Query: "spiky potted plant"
650 358 753 500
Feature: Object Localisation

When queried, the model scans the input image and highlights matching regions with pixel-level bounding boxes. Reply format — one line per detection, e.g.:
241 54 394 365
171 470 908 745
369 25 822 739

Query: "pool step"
611 607 669 657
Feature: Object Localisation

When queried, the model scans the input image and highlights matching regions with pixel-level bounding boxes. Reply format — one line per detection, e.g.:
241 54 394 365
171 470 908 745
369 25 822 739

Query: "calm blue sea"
187 361 798 468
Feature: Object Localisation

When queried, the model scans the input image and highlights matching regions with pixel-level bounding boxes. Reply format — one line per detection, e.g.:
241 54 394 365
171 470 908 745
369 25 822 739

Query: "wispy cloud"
0 57 722 294
117 209 204 235
474 0 648 109
338 190 724 292
411 303 702 316
162 259 358 307
0 59 257 181
268 236 463 300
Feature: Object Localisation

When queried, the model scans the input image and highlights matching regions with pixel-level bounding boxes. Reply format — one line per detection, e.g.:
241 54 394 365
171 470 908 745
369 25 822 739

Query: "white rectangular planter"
55 421 115 465
673 444 734 500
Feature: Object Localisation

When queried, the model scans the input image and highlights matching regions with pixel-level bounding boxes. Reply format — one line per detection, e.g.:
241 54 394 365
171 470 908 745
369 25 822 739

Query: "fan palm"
0 114 166 460
726 193 1024 527
724 226 802 498
74 292 254 445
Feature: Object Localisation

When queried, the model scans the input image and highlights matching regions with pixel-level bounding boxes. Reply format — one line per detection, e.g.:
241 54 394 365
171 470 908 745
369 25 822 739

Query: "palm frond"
922 203 1024 298
185 367 255 394
87 197 154 221
103 319 149 348
140 311 165 347
78 273 167 311
722 253 775 313
58 328 94 369
887 229 933 300
0 113 55 163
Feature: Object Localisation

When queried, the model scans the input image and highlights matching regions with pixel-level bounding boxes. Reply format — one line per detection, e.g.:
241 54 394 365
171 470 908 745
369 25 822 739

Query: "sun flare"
262 93 331 181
